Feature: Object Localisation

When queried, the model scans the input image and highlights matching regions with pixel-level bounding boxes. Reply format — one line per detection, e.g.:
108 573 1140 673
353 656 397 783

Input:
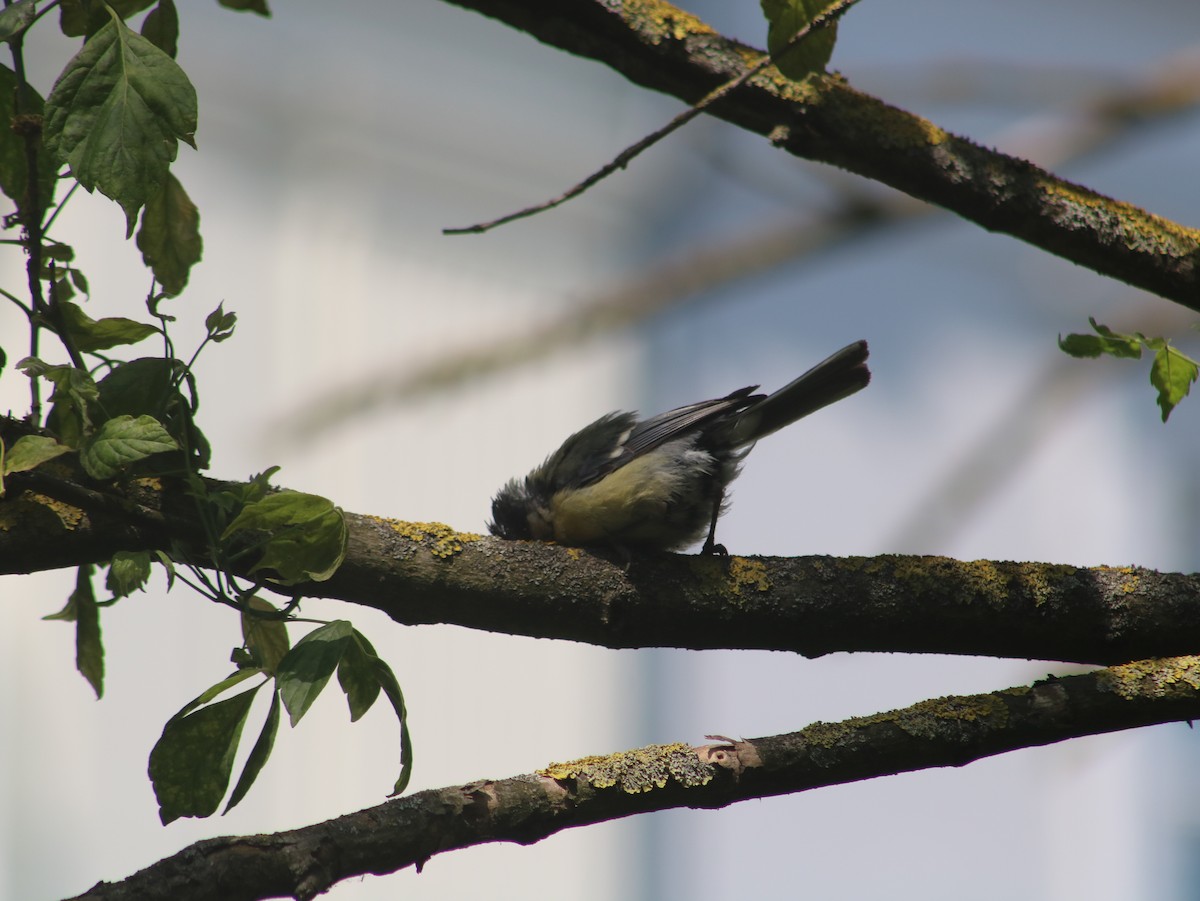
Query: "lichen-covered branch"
320 522 1200 666
69 655 1200 901
3 437 1200 666
439 0 1200 309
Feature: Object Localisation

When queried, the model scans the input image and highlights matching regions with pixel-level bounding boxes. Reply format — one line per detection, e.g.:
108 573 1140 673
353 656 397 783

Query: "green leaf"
141 0 179 57
218 0 271 16
205 303 237 342
0 66 47 207
154 549 177 590
337 632 382 722
93 358 211 471
241 596 290 674
93 357 182 418
68 266 90 296
2 434 71 475
43 13 198 234
79 413 178 479
58 0 102 38
203 466 282 532
106 550 152 598
370 649 413 796
42 567 107 697
1056 333 1107 358
761 0 838 81
43 595 78 622
42 242 76 263
60 0 158 37
148 683 261 825
171 667 262 721
48 274 77 305
224 690 280 814
21 358 99 446
1151 344 1199 422
137 172 201 294
111 0 161 18
332 629 411 794
58 300 159 352
0 0 37 42
221 490 348 584
1058 318 1143 360
275 621 353 727
72 564 104 698
241 466 280 504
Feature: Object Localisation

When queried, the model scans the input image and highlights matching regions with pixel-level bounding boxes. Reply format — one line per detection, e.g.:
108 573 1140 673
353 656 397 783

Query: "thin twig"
442 0 862 235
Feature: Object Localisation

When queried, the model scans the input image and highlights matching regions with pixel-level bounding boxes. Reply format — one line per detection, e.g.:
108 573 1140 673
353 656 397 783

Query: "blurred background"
4 0 1200 898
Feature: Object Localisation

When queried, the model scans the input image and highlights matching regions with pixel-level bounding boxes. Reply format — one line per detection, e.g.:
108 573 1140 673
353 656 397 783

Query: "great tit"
489 339 870 554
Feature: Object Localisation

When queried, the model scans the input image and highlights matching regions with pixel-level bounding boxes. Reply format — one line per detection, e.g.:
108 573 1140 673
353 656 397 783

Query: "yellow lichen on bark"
371 517 482 558
540 742 714 792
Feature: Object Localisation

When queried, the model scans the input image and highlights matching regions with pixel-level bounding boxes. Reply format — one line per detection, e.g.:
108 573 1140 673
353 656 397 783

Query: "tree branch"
444 0 862 234
439 0 1200 309
4 437 1199 666
68 655 1200 901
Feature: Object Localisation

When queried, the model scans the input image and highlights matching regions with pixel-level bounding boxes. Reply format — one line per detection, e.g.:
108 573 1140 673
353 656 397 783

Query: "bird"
489 340 869 554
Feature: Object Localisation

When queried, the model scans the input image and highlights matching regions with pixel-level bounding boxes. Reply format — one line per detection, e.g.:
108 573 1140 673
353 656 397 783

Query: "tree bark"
439 0 1200 308
3 444 1198 666
68 655 1200 901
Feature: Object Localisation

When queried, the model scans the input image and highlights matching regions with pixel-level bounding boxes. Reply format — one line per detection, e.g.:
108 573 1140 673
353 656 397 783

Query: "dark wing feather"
585 386 762 484
534 411 638 492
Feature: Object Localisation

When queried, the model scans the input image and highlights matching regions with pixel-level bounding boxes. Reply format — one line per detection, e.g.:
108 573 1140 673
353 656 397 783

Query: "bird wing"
535 412 639 492
585 386 762 484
